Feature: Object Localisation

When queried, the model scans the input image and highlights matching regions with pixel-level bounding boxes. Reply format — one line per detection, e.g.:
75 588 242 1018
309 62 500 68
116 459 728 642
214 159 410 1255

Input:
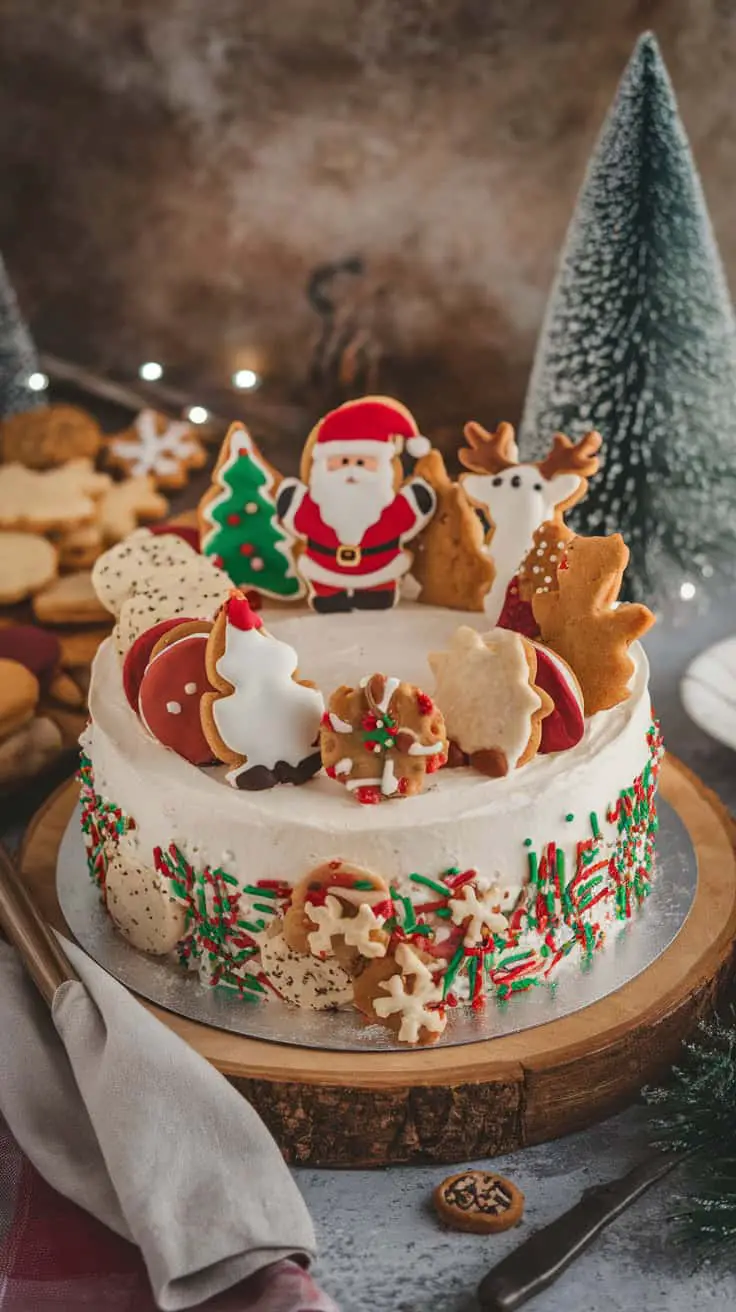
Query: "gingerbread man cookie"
320 674 448 804
532 534 654 714
429 626 552 776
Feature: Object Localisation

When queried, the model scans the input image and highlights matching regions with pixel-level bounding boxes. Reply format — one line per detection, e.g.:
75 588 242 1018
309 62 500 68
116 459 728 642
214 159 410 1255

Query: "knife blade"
477 1150 681 1311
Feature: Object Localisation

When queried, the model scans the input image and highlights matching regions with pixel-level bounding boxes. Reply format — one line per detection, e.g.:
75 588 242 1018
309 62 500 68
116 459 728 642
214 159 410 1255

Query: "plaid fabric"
0 1117 336 1312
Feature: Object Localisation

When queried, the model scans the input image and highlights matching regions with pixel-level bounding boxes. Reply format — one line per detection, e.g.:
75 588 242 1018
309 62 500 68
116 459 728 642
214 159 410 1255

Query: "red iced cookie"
148 522 200 553
497 575 539 640
0 625 60 687
138 633 215 765
533 644 585 755
123 617 200 712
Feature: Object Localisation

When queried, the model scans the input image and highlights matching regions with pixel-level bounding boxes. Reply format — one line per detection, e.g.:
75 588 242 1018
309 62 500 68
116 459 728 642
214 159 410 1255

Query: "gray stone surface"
297 588 736 1311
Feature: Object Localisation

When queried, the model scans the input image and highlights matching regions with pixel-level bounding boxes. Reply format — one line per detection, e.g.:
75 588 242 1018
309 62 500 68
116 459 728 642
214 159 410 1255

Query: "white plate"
681 636 736 751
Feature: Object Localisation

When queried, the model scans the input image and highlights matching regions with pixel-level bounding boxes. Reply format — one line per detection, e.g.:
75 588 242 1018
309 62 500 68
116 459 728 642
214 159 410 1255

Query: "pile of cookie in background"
0 400 207 798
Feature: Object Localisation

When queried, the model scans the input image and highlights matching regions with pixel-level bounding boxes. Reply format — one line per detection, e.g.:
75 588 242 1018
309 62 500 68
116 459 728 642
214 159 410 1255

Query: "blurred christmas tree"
645 1013 736 1262
520 33 736 601
0 253 46 417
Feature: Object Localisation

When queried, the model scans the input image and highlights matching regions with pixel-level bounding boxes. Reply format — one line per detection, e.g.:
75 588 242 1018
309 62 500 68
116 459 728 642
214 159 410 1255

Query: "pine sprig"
644 1013 736 1260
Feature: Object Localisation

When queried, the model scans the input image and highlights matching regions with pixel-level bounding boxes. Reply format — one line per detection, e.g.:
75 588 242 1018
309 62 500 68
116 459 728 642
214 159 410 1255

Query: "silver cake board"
56 801 697 1053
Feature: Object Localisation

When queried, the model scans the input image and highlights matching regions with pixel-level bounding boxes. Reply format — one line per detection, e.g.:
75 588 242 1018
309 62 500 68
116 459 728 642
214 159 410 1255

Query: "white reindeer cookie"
458 422 602 627
428 625 553 776
201 590 324 790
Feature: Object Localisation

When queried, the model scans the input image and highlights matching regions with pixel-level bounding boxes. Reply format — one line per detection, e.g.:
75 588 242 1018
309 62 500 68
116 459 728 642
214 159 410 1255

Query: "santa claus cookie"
282 861 392 963
276 396 436 613
138 629 216 765
201 590 324 789
320 674 448 804
429 626 553 776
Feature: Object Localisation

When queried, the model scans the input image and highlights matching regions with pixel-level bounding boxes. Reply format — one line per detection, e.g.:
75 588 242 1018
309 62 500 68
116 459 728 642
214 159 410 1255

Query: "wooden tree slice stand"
19 757 736 1168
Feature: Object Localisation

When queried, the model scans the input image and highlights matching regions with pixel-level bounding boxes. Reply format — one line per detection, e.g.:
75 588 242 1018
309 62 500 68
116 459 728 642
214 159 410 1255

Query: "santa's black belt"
307 538 399 567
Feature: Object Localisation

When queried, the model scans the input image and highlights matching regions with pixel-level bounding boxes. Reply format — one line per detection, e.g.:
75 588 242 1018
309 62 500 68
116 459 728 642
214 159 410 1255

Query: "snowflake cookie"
282 861 393 964
106 409 206 490
353 941 447 1044
320 672 448 804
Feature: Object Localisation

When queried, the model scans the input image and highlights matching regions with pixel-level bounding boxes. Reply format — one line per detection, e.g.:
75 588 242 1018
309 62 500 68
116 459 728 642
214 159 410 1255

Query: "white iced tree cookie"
200 590 324 790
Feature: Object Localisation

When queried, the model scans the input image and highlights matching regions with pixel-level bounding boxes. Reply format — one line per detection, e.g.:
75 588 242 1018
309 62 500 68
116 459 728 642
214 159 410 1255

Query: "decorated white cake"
80 396 662 1044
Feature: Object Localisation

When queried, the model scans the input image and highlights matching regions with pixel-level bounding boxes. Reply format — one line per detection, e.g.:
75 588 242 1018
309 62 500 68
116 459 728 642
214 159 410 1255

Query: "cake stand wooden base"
19 756 736 1168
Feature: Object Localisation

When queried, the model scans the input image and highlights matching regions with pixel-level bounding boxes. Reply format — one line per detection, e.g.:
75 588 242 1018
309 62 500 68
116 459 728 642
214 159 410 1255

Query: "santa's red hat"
311 396 431 462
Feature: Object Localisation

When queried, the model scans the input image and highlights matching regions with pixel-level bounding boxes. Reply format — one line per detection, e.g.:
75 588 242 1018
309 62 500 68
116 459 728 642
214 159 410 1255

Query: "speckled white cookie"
260 927 354 1010
91 529 196 617
114 565 231 658
103 835 187 954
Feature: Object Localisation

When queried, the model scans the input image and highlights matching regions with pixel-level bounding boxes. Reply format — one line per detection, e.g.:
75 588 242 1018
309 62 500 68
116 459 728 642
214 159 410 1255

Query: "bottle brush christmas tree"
199 424 304 599
0 253 46 418
520 32 736 601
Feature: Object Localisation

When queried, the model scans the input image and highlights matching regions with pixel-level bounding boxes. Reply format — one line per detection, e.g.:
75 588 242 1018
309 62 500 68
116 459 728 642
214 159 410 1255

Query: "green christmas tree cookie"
199 423 304 599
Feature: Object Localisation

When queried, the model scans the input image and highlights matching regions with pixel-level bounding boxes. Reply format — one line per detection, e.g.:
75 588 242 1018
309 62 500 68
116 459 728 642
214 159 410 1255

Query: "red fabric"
293 491 416 578
0 1117 336 1312
315 398 417 446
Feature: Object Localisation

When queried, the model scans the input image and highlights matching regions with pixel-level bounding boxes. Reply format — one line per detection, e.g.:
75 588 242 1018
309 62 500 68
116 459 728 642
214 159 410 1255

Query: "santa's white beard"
310 457 395 543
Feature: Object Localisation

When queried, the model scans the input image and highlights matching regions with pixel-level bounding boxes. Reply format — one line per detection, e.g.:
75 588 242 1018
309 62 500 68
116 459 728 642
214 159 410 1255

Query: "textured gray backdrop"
1 1 734 436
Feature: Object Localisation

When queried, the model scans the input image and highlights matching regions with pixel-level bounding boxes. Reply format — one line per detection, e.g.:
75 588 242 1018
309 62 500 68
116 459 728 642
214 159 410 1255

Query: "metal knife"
477 1150 681 1311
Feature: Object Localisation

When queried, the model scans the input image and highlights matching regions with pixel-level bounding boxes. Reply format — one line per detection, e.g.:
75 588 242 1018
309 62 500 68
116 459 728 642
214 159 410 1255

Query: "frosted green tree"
0 254 46 417
520 33 736 600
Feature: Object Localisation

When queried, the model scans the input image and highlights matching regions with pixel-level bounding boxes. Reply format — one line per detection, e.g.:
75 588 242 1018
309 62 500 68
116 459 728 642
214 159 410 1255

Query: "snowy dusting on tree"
0 254 46 418
520 32 736 600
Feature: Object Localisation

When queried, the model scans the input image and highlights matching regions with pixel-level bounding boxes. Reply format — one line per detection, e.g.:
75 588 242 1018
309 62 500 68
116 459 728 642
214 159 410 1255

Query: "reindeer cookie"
459 422 601 628
201 590 324 789
429 626 552 776
320 674 448 804
532 534 655 714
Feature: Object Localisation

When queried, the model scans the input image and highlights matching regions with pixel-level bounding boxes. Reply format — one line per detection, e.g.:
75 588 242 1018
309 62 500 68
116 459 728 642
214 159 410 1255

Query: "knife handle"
0 843 77 1006
477 1152 679 1311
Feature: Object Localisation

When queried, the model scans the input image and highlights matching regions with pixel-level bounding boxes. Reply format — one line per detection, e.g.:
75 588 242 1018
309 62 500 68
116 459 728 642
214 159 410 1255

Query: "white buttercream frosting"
85 603 653 909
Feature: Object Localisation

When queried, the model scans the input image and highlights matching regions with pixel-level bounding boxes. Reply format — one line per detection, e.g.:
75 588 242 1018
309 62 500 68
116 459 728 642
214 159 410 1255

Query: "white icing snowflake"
449 880 508 946
373 943 446 1044
109 409 200 479
306 895 387 959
